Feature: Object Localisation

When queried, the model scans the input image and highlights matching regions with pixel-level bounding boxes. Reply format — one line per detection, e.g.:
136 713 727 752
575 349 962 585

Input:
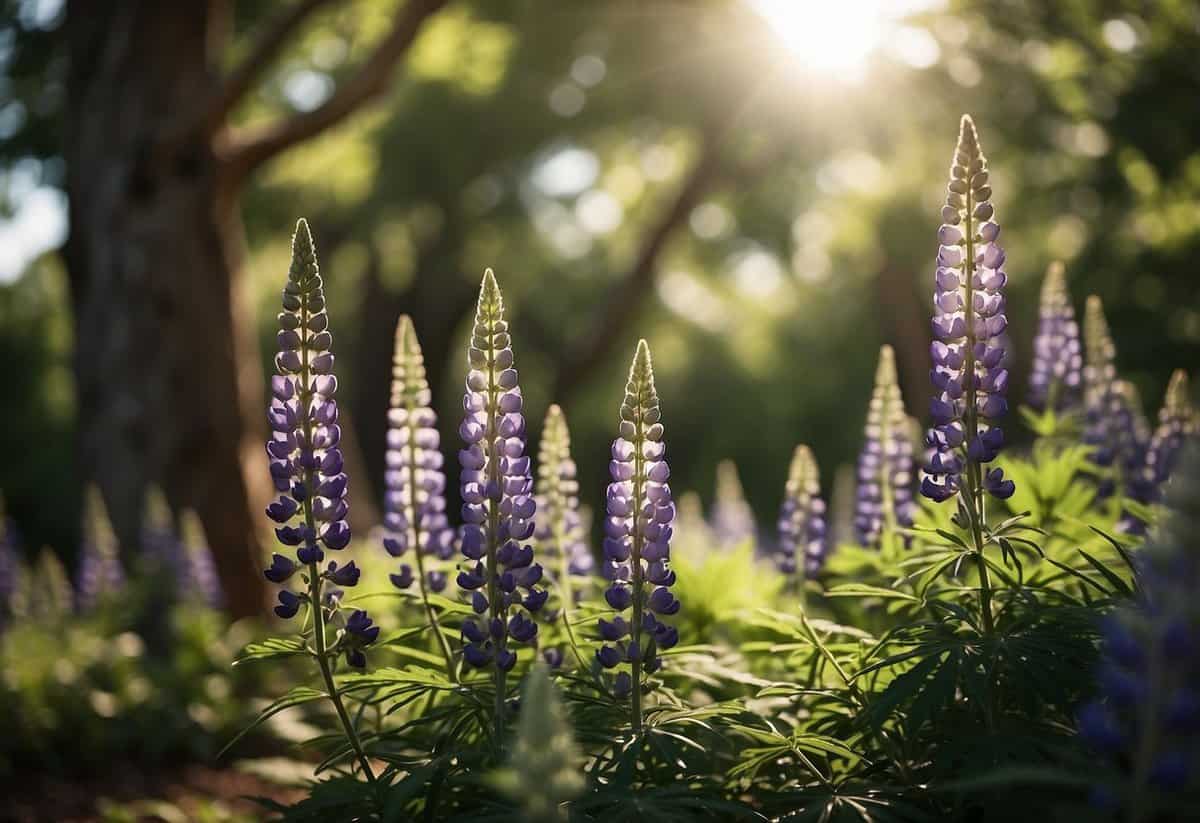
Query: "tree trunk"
64 1 267 617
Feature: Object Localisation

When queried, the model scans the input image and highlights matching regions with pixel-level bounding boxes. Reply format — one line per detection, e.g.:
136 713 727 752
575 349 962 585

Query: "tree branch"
206 0 340 134
218 0 447 182
552 129 726 403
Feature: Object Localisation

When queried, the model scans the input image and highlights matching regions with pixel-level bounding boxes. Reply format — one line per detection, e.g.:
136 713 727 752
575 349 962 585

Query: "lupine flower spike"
711 460 756 549
535 405 593 670
1083 297 1145 500
1078 445 1200 817
1028 261 1083 414
15 548 73 620
495 664 585 822
0 494 18 624
597 340 679 731
922 115 1014 507
857 345 917 549
178 510 223 608
77 486 125 611
776 445 827 580
1130 370 1198 509
382 315 457 676
456 269 546 733
264 219 377 780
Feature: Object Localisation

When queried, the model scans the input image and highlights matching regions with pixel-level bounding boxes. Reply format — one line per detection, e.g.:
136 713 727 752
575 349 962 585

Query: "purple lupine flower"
1028 261 1083 413
383 315 454 595
922 115 1015 504
776 444 827 579
535 404 594 600
1129 370 1197 509
457 269 545 674
856 345 917 546
710 460 757 550
139 489 221 607
77 486 126 611
1083 297 1145 500
598 340 679 719
1078 445 1200 815
264 220 376 663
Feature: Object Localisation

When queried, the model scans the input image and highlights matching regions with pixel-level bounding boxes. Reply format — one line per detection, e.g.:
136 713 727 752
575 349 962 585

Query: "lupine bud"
383 316 453 593
76 486 125 611
458 270 545 672
922 116 1014 503
598 341 680 692
1083 297 1145 499
1078 445 1200 816
776 445 827 578
1028 261 1083 412
1129 371 1198 508
710 460 756 549
535 404 594 599
856 345 917 544
263 220 375 658
495 664 585 822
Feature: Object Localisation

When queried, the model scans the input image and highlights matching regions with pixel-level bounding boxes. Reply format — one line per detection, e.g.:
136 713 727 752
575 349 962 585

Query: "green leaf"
235 636 309 665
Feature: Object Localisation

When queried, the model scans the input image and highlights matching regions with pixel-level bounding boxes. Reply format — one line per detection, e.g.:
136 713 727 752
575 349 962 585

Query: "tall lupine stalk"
1028 261 1083 414
0 495 18 624
456 269 546 737
776 444 827 581
178 510 223 608
855 345 916 550
1078 445 1200 821
711 460 756 549
77 486 126 611
383 315 457 678
1084 296 1145 500
141 488 221 606
598 341 680 732
921 116 1015 639
263 219 378 782
535 404 594 667
1129 370 1198 509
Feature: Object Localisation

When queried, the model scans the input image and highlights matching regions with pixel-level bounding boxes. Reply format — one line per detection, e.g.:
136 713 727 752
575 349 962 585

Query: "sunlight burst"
750 0 915 76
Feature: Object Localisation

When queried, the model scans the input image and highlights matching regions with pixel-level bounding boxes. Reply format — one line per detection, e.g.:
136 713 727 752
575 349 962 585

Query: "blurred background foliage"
0 0 1197 572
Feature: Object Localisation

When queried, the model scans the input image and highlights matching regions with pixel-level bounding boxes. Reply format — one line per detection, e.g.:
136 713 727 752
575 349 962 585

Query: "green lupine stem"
962 178 996 641
297 292 376 785
402 404 458 682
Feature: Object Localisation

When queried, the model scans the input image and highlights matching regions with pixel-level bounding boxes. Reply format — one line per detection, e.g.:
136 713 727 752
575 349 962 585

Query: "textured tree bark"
64 1 268 617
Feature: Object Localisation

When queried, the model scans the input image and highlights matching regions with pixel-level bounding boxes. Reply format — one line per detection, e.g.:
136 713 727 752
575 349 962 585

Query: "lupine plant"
597 340 679 729
1027 261 1083 418
855 344 916 550
258 218 379 781
711 460 756 549
775 444 826 580
76 486 125 611
535 403 594 667
1079 445 1200 820
0 495 18 624
1131 370 1197 506
141 488 222 607
1084 296 1147 501
456 269 546 733
382 314 457 677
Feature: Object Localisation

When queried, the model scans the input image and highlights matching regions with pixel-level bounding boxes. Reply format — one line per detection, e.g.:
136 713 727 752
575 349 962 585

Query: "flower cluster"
1083 297 1146 499
1028 261 1083 413
263 220 374 666
710 460 756 549
922 115 1014 504
77 486 126 611
141 488 221 607
457 270 545 673
597 340 680 702
856 345 917 545
776 444 827 579
383 315 454 594
535 404 594 598
1129 370 1197 507
1078 444 1200 814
